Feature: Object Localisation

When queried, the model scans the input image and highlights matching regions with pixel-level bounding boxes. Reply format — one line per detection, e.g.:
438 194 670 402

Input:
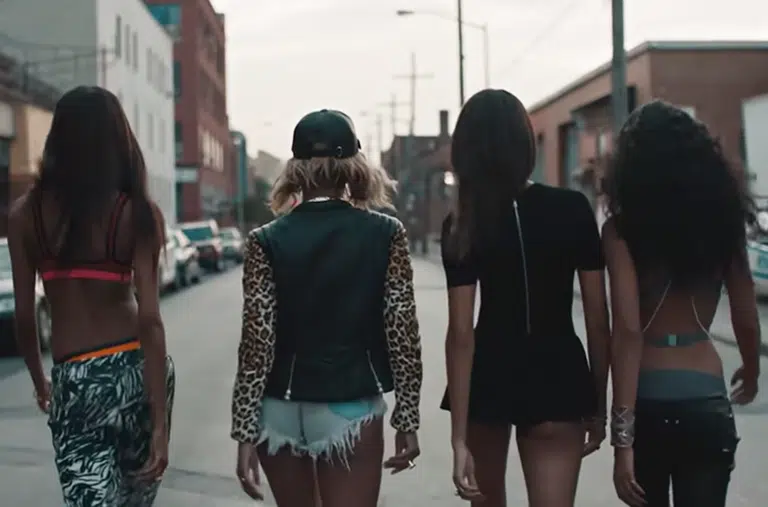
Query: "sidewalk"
417 251 766 354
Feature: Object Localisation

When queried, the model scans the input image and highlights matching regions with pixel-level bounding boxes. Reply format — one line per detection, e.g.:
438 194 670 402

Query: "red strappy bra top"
35 193 133 283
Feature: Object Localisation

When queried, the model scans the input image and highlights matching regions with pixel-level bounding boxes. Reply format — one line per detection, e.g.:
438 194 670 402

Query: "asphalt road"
0 259 767 505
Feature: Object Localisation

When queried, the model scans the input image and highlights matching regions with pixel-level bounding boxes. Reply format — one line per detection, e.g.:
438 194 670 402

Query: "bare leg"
315 418 384 507
258 444 319 507
466 421 513 507
516 422 584 507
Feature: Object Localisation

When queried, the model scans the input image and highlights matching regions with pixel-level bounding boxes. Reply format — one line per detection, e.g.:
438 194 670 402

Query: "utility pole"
364 132 373 160
394 53 433 254
394 52 433 135
457 0 466 106
611 0 628 136
375 113 383 165
100 46 108 88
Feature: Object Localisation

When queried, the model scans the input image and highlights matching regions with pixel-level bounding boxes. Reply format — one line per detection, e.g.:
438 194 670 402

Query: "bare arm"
231 233 277 443
383 223 423 432
724 247 761 377
575 194 611 418
441 214 479 447
133 204 168 431
446 283 477 447
579 269 611 417
602 220 643 441
8 198 47 395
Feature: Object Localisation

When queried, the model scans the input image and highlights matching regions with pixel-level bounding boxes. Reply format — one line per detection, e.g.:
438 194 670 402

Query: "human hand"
452 440 483 502
613 447 645 506
583 416 606 457
730 365 758 405
236 442 263 500
383 431 420 474
34 377 51 414
132 427 169 484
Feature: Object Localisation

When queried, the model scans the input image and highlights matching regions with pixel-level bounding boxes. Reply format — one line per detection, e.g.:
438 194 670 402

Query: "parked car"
0 238 52 353
178 220 226 272
158 227 179 292
171 228 202 287
748 211 768 297
219 227 244 264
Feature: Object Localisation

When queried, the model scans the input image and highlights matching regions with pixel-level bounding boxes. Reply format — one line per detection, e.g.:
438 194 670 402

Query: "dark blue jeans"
633 396 739 507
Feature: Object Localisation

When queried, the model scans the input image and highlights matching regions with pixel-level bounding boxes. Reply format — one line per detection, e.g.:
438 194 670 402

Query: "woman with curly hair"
230 109 423 507
604 100 760 507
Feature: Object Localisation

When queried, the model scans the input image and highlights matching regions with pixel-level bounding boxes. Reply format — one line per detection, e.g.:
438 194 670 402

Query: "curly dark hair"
448 89 536 258
603 100 755 286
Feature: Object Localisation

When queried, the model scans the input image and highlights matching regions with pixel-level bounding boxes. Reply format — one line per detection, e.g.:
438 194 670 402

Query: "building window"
173 61 181 99
115 16 122 58
147 49 153 82
158 118 165 153
132 32 138 71
148 112 155 150
175 121 183 161
147 4 182 41
125 25 131 66
133 103 140 138
157 62 166 93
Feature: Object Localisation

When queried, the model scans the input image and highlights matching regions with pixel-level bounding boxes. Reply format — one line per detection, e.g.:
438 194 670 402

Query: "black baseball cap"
291 109 361 160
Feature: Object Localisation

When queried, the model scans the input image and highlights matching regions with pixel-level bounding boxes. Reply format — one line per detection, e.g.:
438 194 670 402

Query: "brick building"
0 52 59 236
146 0 233 223
381 111 453 248
528 40 768 209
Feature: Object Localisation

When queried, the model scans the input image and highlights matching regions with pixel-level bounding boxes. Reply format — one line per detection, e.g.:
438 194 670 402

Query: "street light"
396 6 489 101
230 131 248 232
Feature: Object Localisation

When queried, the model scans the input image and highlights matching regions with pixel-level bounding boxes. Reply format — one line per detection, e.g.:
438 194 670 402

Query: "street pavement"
1 259 767 505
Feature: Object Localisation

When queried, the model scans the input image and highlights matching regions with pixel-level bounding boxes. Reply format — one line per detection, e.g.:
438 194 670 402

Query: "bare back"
638 276 724 377
15 190 142 361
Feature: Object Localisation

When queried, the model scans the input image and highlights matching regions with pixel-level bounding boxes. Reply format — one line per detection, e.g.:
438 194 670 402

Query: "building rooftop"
527 40 768 114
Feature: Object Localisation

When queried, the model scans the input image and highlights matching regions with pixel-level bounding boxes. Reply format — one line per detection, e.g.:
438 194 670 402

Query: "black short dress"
440 183 604 427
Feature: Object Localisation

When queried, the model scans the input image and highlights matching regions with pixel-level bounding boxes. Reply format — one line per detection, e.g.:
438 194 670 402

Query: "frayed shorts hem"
257 395 387 469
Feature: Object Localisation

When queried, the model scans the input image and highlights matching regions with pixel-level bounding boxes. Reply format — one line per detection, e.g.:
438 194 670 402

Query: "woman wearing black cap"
230 109 423 507
442 89 611 506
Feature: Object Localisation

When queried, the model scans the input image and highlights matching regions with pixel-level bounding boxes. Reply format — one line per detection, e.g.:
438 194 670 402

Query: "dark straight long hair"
447 89 536 259
32 86 161 259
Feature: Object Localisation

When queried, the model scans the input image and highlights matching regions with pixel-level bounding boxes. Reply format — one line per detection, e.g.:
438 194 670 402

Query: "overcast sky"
212 0 768 160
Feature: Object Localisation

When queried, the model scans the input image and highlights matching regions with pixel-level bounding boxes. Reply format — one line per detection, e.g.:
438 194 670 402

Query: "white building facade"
0 0 176 225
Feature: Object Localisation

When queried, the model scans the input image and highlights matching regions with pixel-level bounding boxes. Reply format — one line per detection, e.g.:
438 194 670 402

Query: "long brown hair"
33 86 161 259
447 89 536 259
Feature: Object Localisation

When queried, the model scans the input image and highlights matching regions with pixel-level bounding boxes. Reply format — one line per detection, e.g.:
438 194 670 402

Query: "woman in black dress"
441 89 611 507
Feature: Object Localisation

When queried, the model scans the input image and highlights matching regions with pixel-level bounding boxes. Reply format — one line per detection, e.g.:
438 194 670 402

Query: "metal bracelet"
610 405 636 448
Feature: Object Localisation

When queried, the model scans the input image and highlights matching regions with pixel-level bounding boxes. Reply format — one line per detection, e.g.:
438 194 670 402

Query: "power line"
493 0 582 80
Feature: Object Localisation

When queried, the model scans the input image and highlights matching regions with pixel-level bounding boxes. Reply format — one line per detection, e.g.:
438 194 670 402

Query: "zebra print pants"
48 348 175 506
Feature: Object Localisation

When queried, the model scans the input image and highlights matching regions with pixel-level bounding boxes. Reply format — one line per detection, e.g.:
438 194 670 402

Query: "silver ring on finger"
408 460 416 469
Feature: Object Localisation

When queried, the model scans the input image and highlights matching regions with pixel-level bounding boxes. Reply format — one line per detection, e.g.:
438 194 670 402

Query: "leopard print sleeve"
231 232 277 444
384 222 423 433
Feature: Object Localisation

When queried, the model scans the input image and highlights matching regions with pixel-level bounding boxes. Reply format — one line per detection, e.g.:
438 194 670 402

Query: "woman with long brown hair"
231 109 423 507
442 89 611 506
8 86 174 505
